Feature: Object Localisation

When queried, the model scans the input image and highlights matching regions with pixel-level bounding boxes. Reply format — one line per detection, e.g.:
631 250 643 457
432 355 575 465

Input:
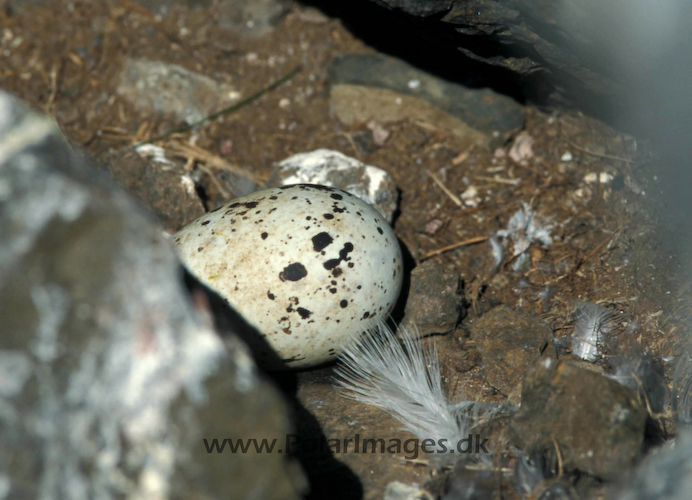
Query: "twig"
420 235 489 261
572 228 620 274
128 65 301 148
567 140 637 164
44 58 63 114
451 147 473 165
551 436 563 477
118 0 156 17
166 141 266 184
427 170 462 207
336 131 361 160
473 175 521 186
198 164 230 198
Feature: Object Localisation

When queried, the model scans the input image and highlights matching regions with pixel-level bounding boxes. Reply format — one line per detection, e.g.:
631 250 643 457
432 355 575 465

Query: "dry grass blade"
420 235 489 261
166 142 267 185
427 170 462 207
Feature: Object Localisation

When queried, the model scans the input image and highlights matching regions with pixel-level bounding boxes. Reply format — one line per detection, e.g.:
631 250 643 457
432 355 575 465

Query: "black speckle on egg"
312 232 333 252
324 259 339 270
332 267 343 278
201 220 210 226
330 193 343 200
341 243 354 258
197 247 204 252
244 201 259 209
261 232 268 240
340 300 348 308
279 262 308 282
377 227 383 234
297 307 312 319
267 292 275 300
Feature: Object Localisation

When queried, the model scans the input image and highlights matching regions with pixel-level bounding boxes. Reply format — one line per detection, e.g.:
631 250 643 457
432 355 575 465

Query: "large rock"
329 54 525 148
0 91 305 499
97 148 205 233
117 57 240 125
400 259 464 337
510 359 647 480
470 305 555 396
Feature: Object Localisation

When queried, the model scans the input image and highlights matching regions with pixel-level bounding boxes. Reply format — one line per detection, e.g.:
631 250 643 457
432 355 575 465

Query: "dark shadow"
388 236 415 327
182 267 290 372
181 267 364 499
299 0 537 106
286 368 365 500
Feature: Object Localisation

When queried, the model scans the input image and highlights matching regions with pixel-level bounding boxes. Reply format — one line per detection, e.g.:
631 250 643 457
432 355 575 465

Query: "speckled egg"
174 184 403 369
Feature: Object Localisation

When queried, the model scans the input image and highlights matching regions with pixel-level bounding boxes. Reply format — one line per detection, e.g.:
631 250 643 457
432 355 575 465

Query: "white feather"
571 302 618 362
335 321 498 464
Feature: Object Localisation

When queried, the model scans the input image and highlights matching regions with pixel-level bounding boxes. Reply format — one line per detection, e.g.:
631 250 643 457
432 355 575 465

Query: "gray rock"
117 57 240 125
97 148 205 233
0 91 305 499
400 260 463 337
265 149 399 224
510 359 647 480
384 481 428 500
615 430 692 500
217 0 293 37
328 54 525 148
123 0 212 15
113 0 291 36
471 305 555 395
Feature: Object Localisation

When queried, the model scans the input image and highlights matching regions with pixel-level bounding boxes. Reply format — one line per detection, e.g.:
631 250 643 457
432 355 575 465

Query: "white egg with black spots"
174 184 403 369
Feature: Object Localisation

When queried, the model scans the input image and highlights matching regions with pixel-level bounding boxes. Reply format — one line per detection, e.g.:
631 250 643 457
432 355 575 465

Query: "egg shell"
174 184 404 369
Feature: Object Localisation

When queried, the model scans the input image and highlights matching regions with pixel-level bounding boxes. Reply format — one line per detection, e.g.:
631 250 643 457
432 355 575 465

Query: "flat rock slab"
117 57 239 125
400 259 463 337
471 304 554 395
510 359 647 480
328 54 525 148
265 148 399 224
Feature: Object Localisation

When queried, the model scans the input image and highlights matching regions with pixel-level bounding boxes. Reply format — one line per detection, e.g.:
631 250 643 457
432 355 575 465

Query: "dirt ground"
1 1 686 499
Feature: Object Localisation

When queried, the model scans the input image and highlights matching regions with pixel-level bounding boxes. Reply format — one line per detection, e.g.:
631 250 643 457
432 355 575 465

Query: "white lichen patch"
270 149 398 223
